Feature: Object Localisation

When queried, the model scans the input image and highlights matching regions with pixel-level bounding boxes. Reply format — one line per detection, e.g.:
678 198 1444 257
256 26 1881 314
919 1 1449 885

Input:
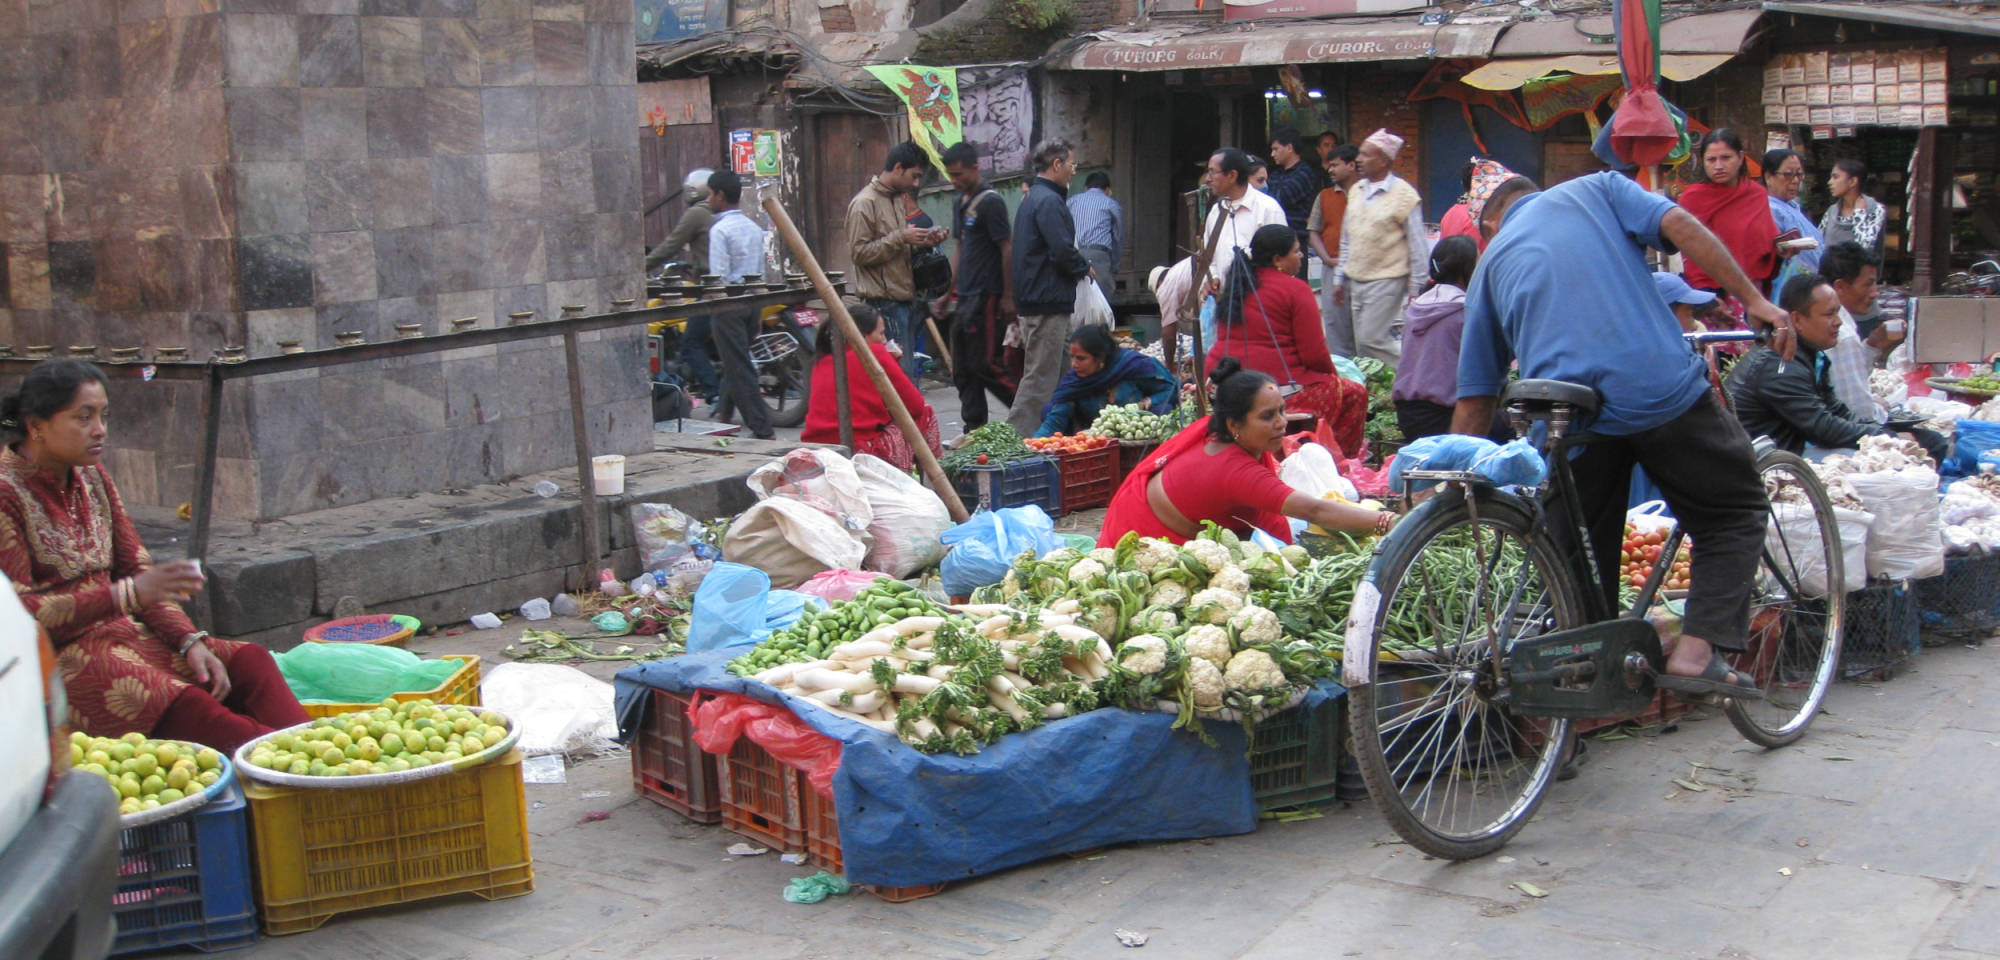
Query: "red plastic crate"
1054 444 1119 514
799 785 945 901
715 737 806 853
1115 442 1158 483
631 688 721 824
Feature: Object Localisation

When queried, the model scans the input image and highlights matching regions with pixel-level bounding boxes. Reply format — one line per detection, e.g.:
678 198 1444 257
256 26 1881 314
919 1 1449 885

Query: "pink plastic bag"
1339 455 1393 498
795 569 889 604
691 691 844 798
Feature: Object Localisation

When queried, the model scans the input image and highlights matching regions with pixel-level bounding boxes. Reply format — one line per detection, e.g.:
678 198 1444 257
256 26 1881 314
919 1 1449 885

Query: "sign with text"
1224 0 1429 20
729 129 755 174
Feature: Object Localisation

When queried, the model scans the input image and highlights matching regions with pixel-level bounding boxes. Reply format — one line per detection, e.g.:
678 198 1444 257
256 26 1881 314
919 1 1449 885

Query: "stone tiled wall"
0 0 650 519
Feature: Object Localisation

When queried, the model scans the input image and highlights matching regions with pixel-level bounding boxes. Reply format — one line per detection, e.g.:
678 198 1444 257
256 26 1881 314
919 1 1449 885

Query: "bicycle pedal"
1507 619 1661 719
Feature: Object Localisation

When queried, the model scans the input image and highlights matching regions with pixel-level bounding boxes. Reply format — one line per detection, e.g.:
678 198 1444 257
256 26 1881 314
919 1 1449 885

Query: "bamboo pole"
1176 206 1233 417
923 313 954 376
763 195 971 523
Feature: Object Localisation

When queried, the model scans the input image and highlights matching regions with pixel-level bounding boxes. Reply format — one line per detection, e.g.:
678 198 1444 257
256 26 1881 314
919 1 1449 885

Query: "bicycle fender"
1343 580 1383 687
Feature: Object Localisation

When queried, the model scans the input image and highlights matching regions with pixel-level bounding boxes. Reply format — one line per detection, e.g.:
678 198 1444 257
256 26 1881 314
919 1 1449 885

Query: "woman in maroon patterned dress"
0 360 305 752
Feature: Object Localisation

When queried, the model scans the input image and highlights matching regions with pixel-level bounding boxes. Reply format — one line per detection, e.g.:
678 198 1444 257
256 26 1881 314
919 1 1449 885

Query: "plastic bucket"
591 455 626 495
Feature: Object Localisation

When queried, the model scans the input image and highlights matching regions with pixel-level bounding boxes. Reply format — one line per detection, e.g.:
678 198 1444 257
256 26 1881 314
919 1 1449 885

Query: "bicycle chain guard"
1506 619 1662 719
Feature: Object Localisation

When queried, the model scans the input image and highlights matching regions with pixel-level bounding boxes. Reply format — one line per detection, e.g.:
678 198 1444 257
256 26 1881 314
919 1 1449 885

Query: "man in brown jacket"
846 141 943 378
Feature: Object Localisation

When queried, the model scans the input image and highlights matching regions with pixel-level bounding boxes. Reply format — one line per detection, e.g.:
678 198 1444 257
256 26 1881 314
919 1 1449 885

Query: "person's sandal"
1654 652 1763 702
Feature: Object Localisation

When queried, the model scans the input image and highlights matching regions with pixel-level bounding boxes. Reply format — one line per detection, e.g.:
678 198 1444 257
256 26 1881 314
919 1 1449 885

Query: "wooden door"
809 112 898 276
640 122 723 249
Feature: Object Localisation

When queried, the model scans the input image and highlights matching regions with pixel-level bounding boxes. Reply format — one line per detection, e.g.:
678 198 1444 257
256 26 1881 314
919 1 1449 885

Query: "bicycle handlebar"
1683 329 1767 345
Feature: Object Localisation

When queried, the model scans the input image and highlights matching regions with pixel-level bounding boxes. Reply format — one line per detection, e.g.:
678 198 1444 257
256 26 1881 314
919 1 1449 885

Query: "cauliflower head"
1042 546 1084 567
1132 538 1179 575
1182 623 1232 669
1224 648 1286 691
1146 579 1190 609
1187 588 1246 624
1207 565 1251 597
1132 607 1180 633
1089 547 1117 566
1117 635 1170 675
1184 539 1232 574
1187 657 1226 711
1069 558 1109 584
1228 604 1281 646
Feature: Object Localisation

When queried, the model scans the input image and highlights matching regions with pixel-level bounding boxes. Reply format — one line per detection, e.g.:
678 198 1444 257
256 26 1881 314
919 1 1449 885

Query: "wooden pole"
923 313 954 376
832 324 855 451
764 195 971 523
187 365 224 563
563 330 604 589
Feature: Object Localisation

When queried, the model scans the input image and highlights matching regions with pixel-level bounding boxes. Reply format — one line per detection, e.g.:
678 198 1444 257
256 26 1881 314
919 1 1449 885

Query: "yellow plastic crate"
299 654 482 720
243 749 534 935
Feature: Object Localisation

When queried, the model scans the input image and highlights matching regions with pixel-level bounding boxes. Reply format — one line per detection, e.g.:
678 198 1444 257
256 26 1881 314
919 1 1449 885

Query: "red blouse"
1205 267 1336 390
801 342 932 444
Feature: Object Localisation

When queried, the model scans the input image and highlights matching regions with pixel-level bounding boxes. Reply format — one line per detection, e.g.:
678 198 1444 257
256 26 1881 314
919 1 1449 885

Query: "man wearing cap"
1654 272 1721 332
1334 129 1427 365
1453 168 1794 701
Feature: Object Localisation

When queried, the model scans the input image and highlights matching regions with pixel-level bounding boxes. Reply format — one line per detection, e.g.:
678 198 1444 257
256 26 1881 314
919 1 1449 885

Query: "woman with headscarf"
1034 325 1177 437
1677 128 1781 296
1206 223 1369 456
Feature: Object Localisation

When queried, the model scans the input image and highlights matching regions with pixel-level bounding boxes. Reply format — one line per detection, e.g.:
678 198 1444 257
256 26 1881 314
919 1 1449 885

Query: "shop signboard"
753 130 781 176
1224 0 1427 21
636 0 726 43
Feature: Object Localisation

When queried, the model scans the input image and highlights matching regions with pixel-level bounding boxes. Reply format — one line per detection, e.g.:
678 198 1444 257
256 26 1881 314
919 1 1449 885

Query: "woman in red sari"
1206 224 1369 457
0 360 306 752
800 301 942 472
1098 359 1394 546
1678 128 1780 297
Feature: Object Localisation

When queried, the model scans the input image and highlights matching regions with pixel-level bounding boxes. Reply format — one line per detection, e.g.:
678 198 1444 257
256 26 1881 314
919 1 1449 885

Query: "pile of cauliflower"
973 526 1319 740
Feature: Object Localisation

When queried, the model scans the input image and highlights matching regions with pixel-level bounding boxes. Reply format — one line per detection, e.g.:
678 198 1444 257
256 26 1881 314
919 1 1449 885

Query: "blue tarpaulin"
614 650 1272 887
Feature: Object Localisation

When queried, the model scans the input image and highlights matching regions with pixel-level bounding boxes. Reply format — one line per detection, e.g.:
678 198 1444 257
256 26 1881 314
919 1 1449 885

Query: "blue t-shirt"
1458 172 1708 436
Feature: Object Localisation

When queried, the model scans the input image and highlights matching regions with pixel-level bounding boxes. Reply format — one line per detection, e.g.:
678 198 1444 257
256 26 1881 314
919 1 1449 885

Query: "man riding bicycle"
1450 169 1793 700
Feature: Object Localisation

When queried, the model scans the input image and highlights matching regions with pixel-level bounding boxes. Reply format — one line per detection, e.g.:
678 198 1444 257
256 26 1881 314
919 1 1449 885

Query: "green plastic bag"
782 871 852 904
276 643 462 703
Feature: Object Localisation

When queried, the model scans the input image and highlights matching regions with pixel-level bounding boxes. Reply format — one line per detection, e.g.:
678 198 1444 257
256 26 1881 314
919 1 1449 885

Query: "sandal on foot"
1654 653 1763 702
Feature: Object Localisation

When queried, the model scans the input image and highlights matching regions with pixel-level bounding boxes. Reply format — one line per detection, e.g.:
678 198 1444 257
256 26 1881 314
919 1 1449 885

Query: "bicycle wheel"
1347 487 1588 860
1724 448 1844 747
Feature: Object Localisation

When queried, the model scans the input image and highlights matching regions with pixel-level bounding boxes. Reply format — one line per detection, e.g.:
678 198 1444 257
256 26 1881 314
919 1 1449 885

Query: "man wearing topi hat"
1334 129 1428 365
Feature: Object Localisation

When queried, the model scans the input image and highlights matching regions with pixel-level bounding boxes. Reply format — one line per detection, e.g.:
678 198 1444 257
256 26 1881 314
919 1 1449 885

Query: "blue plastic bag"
1389 435 1548 493
1949 420 2000 477
687 562 824 653
939 506 1060 597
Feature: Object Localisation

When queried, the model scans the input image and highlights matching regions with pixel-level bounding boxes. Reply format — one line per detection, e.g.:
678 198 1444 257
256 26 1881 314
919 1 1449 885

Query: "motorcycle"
645 263 816 429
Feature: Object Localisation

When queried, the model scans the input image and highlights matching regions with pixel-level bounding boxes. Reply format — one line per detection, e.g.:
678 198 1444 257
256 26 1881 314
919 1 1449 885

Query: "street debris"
1115 929 1149 947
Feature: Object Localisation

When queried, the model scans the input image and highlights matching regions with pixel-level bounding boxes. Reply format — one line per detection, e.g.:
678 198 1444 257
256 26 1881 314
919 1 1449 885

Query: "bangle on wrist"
116 578 139 614
1373 511 1396 535
178 631 211 656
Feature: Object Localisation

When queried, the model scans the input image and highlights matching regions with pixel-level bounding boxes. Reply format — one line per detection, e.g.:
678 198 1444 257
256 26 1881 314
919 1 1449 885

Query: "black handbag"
911 247 953 299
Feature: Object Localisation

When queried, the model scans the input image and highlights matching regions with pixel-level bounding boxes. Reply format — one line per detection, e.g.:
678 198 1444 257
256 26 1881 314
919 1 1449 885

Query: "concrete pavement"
226 629 2000 960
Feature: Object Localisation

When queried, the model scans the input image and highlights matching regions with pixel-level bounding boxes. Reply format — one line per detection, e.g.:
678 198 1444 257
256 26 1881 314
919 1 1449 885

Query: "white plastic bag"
1845 465 1946 580
852 453 952 577
1626 500 1677 536
747 449 874 540
480 663 618 757
1279 442 1358 502
722 498 868 588
1767 503 1872 597
1072 277 1114 330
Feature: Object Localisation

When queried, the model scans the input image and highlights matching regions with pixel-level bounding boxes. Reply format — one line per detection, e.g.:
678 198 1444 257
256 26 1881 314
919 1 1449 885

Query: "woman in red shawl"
1098 359 1394 546
1678 128 1780 296
1205 224 1369 457
0 360 306 752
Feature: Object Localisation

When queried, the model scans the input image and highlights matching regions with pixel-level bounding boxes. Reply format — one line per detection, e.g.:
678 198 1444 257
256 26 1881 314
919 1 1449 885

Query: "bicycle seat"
1503 379 1600 418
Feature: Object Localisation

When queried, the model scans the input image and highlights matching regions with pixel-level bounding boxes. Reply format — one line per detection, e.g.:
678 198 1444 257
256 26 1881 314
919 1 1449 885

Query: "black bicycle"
1344 330 1845 859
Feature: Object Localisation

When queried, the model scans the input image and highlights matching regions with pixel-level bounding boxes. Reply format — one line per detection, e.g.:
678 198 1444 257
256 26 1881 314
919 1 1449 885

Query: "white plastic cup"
591 454 626 495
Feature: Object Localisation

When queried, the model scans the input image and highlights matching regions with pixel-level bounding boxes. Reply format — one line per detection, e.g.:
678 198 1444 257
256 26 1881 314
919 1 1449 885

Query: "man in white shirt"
703 172 774 438
1820 240 1887 423
1167 147 1285 363
1334 129 1428 365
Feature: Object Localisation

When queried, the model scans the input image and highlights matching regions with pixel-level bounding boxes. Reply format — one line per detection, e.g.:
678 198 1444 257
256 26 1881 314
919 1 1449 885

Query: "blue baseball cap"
1653 272 1718 307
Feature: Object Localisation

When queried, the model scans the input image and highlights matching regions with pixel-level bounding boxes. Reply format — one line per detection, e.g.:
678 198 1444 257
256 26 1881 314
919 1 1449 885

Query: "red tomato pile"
1621 522 1692 591
1025 433 1116 454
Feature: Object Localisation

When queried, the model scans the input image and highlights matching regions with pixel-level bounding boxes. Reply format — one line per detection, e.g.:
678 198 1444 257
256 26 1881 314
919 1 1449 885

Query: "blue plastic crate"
949 457 1061 515
111 764 258 956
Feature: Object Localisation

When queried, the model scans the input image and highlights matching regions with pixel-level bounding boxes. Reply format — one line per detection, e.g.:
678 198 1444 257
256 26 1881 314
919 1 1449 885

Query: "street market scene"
4 0 2000 957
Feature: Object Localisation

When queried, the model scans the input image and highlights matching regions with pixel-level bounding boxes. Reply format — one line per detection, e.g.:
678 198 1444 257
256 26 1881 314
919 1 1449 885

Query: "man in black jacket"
1008 139 1093 436
1727 274 1949 464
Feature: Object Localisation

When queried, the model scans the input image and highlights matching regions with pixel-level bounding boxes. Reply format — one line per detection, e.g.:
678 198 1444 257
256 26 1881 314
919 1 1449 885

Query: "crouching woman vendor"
1 359 307 753
1033 325 1177 437
1097 358 1396 546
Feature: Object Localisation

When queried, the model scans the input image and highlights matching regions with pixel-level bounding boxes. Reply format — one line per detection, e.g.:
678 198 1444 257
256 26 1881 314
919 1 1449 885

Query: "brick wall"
0 0 650 519
1344 69 1425 186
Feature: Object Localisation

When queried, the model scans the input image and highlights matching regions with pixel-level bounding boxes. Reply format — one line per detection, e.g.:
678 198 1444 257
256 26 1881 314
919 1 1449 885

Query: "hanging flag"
864 65 963 169
1602 0 1683 167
